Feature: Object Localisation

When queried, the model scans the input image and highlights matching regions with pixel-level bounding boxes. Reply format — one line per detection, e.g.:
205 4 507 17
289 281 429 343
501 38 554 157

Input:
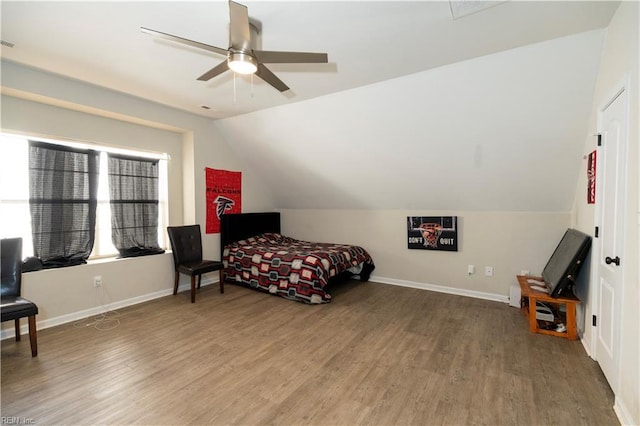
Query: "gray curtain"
107 154 164 258
28 141 99 268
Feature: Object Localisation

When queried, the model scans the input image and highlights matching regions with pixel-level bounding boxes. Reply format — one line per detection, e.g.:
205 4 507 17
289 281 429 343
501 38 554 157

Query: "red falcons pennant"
205 168 241 233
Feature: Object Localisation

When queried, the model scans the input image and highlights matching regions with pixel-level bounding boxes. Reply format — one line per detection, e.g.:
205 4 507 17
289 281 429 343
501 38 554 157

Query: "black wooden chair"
167 225 224 303
1 237 39 356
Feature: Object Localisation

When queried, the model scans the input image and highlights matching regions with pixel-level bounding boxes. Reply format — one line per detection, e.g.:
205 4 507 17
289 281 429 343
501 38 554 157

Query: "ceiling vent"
1 40 15 48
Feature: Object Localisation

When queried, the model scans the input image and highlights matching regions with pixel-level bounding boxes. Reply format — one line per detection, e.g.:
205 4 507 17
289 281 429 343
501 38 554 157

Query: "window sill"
23 251 171 274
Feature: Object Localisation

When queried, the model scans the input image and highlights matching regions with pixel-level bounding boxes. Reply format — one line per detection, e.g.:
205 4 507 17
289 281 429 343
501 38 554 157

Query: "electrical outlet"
467 265 475 275
484 266 494 277
93 275 102 287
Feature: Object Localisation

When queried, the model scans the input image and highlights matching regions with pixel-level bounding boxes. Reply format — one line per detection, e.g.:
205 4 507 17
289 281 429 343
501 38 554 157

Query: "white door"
595 87 628 393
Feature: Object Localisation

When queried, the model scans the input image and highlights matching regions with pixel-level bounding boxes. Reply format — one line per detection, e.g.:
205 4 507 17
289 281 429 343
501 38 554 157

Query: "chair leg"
14 318 21 341
28 315 37 357
190 275 197 303
219 269 225 294
173 271 180 295
197 275 202 289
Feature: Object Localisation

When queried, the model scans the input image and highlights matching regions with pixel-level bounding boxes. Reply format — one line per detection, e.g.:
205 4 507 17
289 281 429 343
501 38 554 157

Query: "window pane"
95 152 117 257
0 202 34 258
0 136 34 257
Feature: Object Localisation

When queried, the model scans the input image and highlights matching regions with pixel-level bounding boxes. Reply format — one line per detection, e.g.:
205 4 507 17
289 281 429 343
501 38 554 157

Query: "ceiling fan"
141 0 328 92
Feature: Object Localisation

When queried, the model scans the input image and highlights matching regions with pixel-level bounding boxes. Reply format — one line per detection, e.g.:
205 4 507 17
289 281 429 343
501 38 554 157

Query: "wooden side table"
517 275 580 340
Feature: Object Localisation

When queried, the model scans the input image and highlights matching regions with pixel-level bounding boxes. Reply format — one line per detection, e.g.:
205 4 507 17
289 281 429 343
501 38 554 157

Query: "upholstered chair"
1 237 39 356
167 225 224 303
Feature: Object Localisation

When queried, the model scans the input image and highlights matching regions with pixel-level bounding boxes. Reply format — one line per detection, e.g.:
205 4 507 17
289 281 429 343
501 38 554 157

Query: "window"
0 133 169 261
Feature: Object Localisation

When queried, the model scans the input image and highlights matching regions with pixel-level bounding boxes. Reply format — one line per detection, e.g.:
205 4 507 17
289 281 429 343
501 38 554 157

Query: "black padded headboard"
220 212 281 254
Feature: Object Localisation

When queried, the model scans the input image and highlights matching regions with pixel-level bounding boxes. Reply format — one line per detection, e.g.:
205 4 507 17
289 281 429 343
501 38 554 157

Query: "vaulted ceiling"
214 28 606 211
1 1 618 119
1 1 620 212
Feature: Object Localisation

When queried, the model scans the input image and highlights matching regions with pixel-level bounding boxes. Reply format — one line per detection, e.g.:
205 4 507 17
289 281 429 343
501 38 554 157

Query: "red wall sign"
205 168 241 233
587 150 596 204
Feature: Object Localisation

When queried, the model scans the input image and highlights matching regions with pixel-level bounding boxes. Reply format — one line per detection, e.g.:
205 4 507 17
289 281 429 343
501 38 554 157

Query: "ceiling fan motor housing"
228 51 257 74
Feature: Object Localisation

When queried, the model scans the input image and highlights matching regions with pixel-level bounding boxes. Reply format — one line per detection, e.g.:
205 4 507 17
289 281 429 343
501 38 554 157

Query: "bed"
220 212 375 304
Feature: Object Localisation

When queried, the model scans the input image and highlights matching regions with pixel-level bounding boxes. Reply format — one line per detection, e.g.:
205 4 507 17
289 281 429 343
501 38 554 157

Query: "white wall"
1 95 185 228
282 209 569 301
211 20 603 333
214 30 604 212
18 253 175 326
1 61 275 334
213 29 601 314
571 2 639 424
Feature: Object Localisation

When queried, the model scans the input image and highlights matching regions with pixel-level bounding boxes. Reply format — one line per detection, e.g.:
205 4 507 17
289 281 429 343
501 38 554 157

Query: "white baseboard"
614 396 636 426
370 275 509 304
1 277 216 341
581 335 593 358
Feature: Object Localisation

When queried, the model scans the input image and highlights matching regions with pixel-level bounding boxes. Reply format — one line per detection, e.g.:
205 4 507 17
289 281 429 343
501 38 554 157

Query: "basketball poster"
407 216 458 251
205 168 241 234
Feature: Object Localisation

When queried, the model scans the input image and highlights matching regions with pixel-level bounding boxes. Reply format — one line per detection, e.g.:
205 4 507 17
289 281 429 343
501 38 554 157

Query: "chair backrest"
167 225 203 267
1 237 23 297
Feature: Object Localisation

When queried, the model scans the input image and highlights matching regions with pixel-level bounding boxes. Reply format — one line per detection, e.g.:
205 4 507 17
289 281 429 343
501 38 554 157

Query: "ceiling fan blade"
141 27 228 56
253 50 328 64
228 0 251 51
197 60 230 81
256 64 289 92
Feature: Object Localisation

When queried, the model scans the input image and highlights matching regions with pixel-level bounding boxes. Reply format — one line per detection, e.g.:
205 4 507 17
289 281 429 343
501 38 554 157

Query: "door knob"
605 256 620 266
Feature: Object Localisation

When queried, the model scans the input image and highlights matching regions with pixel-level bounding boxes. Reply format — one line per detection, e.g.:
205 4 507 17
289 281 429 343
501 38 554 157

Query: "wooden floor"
2 281 617 425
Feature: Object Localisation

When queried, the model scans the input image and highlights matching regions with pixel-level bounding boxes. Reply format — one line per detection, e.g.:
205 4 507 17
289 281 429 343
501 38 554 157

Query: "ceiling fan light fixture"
228 51 257 75
143 1 327 92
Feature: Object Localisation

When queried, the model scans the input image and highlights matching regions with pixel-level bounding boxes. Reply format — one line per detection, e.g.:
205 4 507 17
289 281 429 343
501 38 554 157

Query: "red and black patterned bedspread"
223 233 374 304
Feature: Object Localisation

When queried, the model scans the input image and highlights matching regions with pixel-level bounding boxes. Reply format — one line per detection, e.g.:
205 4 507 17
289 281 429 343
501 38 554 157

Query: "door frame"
589 75 630 395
